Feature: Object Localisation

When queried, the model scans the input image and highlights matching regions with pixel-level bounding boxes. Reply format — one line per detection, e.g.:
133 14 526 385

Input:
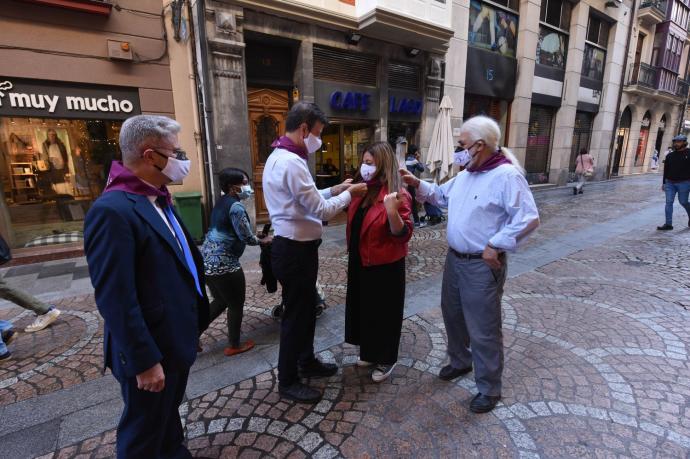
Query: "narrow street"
2 173 690 458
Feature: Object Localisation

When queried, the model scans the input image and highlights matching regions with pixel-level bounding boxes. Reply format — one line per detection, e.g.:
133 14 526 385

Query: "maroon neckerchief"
103 161 173 205
467 150 512 173
271 135 308 161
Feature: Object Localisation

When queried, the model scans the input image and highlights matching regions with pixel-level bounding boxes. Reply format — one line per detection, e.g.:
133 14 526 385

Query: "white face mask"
304 133 323 154
238 184 254 200
159 156 191 183
454 149 471 167
360 163 377 182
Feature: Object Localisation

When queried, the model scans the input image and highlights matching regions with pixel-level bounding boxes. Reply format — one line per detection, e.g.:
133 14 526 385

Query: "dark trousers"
115 369 191 459
345 257 405 365
407 185 420 223
271 236 319 386
207 269 246 347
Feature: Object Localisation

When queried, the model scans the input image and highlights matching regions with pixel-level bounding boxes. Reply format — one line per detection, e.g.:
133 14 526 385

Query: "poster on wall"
469 0 518 58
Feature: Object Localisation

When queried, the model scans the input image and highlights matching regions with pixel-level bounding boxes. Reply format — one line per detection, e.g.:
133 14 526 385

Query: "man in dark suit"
84 115 209 459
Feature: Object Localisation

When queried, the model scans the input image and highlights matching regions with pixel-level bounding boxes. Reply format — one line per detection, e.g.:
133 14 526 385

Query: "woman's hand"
399 169 420 188
384 192 403 213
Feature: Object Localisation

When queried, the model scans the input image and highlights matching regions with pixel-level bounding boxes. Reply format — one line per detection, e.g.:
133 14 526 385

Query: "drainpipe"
606 0 639 179
189 0 217 210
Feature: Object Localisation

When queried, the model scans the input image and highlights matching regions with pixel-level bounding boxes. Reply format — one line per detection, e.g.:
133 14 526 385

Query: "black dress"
345 205 406 365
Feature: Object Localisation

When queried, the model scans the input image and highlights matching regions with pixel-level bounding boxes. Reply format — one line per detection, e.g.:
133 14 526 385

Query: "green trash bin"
173 192 203 242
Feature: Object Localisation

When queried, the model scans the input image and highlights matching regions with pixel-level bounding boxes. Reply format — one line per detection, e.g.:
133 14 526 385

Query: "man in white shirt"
402 115 539 413
263 102 366 403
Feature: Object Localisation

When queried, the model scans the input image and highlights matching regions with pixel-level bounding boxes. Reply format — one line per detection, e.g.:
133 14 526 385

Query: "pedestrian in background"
402 115 539 413
405 145 425 228
84 115 209 459
0 235 62 334
657 134 690 231
201 167 270 357
0 320 17 361
262 102 367 403
346 142 413 383
574 148 594 195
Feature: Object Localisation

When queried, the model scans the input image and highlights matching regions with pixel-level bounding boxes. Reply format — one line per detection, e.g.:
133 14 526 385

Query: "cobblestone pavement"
3 174 690 458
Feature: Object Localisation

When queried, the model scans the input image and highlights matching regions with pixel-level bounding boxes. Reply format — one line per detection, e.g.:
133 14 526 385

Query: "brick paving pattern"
4 175 690 457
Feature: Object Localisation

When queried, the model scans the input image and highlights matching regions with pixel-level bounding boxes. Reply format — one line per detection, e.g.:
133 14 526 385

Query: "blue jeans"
0 320 12 355
664 180 690 225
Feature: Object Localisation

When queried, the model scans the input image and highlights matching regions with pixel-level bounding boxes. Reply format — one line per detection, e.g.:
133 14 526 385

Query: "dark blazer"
84 191 210 379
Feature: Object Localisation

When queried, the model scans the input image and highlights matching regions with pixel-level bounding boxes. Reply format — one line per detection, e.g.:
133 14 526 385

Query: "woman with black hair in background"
201 168 271 356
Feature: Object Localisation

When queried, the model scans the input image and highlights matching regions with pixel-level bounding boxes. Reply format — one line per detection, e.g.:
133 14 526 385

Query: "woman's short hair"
218 167 248 194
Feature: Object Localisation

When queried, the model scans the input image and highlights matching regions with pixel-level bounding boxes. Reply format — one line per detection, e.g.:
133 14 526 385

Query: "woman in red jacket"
345 141 414 383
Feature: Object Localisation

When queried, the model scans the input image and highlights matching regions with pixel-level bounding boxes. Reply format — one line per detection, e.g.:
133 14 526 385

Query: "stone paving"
3 174 690 458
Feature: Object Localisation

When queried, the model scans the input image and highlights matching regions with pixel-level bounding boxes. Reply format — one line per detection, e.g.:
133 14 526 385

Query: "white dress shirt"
147 195 183 251
417 164 539 253
262 147 352 241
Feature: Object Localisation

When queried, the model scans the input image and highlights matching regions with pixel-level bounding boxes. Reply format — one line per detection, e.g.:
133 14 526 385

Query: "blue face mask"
238 185 253 200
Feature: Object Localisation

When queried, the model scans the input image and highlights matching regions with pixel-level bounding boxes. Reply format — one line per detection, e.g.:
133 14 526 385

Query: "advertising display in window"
537 28 567 69
469 0 519 58
1 117 122 248
582 45 606 80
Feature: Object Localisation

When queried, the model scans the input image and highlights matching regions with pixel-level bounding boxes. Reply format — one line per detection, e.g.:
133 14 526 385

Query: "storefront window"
582 13 610 81
635 112 652 167
0 117 121 248
525 105 554 185
537 0 570 69
468 0 519 58
537 28 568 69
316 123 374 188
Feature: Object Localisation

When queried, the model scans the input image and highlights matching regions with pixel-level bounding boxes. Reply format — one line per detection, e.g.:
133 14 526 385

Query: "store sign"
329 91 372 112
315 80 380 120
0 77 141 120
389 96 422 116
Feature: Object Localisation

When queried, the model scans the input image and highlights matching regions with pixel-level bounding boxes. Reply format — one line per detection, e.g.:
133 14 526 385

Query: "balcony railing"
628 63 657 88
640 0 668 14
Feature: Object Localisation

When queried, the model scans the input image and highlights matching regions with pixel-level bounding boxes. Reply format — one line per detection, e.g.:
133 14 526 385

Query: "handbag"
580 155 594 177
0 235 11 266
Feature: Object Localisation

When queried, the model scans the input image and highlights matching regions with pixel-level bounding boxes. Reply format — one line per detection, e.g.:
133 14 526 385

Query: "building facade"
192 0 454 223
0 0 204 249
446 0 636 185
614 0 690 176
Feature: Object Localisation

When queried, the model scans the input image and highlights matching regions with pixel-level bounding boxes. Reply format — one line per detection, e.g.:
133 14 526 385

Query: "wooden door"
248 88 289 223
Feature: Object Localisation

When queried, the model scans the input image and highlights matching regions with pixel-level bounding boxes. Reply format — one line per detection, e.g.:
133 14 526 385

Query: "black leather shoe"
469 393 501 413
279 382 322 404
438 364 472 381
657 224 673 231
299 359 338 378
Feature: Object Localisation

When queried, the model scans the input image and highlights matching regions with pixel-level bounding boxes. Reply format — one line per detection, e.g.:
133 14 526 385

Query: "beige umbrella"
425 95 455 183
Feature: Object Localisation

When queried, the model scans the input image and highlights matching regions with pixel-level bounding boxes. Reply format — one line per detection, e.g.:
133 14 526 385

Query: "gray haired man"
84 115 209 458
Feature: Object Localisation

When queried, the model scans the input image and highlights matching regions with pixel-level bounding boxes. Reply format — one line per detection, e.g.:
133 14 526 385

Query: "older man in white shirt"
402 115 539 413
263 102 367 404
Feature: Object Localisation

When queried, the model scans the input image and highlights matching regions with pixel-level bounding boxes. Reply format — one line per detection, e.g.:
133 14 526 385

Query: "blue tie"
162 204 203 297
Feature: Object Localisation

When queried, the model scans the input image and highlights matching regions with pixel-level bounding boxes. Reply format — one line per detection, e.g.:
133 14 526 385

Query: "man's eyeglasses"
152 148 188 161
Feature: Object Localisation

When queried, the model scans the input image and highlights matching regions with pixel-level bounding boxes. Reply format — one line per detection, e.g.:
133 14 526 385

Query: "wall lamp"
406 48 421 57
347 32 362 45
